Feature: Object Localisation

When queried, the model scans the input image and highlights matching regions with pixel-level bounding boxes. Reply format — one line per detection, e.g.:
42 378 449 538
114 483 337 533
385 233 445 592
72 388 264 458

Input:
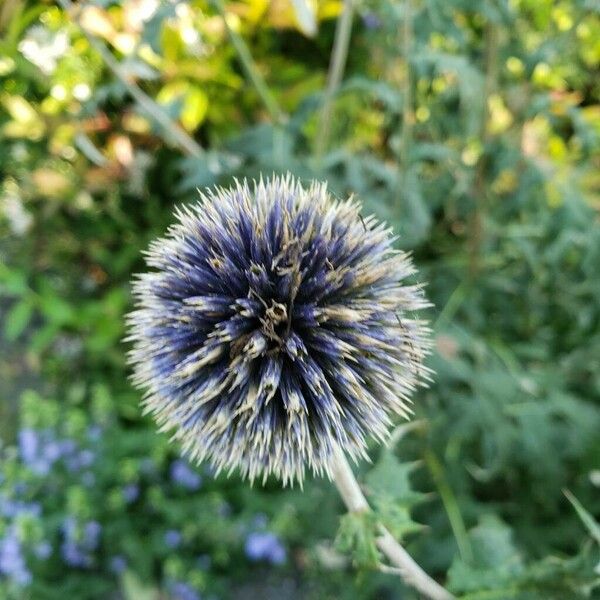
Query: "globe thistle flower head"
127 176 431 485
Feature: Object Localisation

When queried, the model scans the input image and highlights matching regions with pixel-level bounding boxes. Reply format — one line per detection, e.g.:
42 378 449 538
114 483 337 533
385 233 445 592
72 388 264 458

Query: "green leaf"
0 264 28 296
4 299 34 341
365 450 424 506
290 0 317 37
121 571 160 600
448 516 524 595
335 511 380 569
564 489 600 545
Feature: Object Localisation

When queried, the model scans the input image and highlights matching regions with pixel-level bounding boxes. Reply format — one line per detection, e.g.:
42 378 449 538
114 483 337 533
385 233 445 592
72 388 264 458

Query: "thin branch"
314 0 354 161
57 0 204 159
331 447 455 600
395 0 414 209
212 0 286 125
468 22 498 277
399 0 413 174
425 449 473 563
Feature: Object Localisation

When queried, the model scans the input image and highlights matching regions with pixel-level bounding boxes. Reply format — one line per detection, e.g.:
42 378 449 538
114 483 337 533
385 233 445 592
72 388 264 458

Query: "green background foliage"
0 0 599 598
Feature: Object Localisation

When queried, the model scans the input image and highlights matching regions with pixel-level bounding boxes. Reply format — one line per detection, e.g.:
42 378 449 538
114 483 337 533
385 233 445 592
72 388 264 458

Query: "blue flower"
169 581 201 600
61 540 91 568
362 13 382 30
122 483 140 504
0 496 41 519
164 529 182 549
60 518 101 568
170 460 202 490
109 555 127 574
18 429 38 465
128 176 431 484
0 527 31 586
245 531 286 565
84 521 101 550
34 541 52 560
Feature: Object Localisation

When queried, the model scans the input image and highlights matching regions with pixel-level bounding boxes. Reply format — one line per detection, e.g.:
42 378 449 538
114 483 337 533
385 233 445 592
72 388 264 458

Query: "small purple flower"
0 528 32 586
82 472 96 487
0 498 41 519
217 501 231 518
78 450 95 468
18 429 38 465
170 460 202 491
61 540 91 568
58 439 77 456
169 581 201 600
362 12 382 30
244 532 286 565
123 484 140 504
60 518 100 567
252 513 268 529
140 457 156 474
84 521 101 550
87 425 103 442
44 440 62 462
34 541 52 560
109 555 127 574
164 529 182 549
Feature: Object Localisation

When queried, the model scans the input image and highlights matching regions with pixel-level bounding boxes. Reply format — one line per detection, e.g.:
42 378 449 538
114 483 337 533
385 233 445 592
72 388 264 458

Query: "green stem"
399 0 413 177
468 22 498 277
314 0 354 162
331 447 455 600
425 449 473 563
212 0 286 125
57 0 204 159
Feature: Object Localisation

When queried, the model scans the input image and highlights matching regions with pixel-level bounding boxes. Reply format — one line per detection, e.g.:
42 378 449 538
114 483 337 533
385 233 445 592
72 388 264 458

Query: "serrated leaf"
335 511 380 569
448 516 524 595
365 449 424 506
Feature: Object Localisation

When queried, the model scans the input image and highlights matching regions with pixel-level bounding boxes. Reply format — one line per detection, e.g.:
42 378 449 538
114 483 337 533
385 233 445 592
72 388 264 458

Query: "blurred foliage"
0 0 599 598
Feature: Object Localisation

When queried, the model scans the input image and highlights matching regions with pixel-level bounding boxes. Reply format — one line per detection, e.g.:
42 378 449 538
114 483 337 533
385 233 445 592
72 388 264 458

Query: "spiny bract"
127 176 431 484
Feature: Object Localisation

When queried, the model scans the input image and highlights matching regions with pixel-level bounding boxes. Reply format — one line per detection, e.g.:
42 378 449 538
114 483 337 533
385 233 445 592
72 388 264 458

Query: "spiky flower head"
127 176 431 484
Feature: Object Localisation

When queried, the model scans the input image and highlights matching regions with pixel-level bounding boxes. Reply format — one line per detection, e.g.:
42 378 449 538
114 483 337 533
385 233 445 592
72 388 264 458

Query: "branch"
314 0 354 161
57 0 205 159
211 0 286 125
331 447 455 600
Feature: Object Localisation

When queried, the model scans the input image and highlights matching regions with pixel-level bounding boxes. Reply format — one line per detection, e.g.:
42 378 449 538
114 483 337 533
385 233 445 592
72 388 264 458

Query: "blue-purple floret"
245 531 286 565
127 176 431 484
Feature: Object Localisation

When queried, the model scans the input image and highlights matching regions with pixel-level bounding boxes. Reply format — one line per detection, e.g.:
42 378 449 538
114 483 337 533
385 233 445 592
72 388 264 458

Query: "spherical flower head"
127 176 431 485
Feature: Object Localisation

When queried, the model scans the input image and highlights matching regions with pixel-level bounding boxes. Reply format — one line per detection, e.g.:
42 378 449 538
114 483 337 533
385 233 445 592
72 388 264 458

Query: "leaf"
365 450 424 505
4 299 34 341
181 87 209 132
120 571 160 600
290 0 317 37
448 516 524 595
0 265 28 296
365 449 426 542
335 511 380 568
564 490 600 546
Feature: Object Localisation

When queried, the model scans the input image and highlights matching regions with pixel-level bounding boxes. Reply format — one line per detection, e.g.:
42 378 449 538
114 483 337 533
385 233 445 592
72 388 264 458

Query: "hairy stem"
331 447 455 600
57 0 204 159
314 0 354 162
212 0 286 125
